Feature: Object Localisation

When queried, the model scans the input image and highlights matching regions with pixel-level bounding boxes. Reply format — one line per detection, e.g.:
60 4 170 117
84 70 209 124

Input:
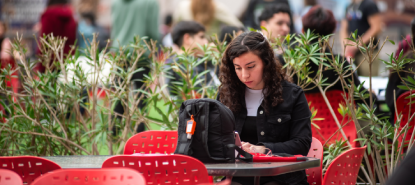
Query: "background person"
242 0 294 34
173 0 243 37
218 31 311 185
110 0 160 133
340 0 382 76
171 21 208 56
259 4 292 42
219 26 244 46
385 17 415 123
299 5 365 93
0 20 21 93
167 21 219 96
77 11 110 51
258 4 292 65
35 0 77 73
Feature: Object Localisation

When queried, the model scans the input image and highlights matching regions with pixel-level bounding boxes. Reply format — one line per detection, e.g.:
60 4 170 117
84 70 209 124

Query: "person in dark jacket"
218 31 311 185
299 5 364 93
385 17 415 123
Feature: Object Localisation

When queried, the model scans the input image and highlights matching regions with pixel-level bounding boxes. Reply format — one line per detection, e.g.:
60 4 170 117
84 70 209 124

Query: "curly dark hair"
219 32 286 114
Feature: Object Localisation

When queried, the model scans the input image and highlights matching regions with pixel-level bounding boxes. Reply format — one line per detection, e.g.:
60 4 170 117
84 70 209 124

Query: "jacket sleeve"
260 88 312 156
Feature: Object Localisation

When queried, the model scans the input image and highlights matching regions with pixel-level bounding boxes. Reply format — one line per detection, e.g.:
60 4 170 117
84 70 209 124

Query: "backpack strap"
227 144 253 162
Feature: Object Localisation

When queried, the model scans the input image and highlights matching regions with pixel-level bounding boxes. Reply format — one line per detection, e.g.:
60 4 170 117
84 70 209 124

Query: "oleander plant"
0 30 414 185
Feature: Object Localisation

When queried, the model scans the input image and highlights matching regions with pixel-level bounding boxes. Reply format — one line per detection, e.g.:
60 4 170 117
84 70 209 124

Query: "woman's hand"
241 142 266 154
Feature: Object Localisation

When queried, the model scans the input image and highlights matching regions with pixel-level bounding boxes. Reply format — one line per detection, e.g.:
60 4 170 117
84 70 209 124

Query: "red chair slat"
102 154 210 185
0 156 61 185
322 146 366 185
395 91 415 144
31 168 146 185
305 90 357 147
123 131 178 154
0 169 22 185
306 137 323 185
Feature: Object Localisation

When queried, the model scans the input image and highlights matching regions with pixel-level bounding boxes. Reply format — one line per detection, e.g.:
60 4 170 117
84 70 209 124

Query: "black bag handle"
227 144 253 162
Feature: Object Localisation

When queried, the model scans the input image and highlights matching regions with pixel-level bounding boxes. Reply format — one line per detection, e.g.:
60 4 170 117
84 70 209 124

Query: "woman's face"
233 51 264 90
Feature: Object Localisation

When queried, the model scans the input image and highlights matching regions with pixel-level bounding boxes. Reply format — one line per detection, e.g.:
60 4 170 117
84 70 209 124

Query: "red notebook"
251 153 307 162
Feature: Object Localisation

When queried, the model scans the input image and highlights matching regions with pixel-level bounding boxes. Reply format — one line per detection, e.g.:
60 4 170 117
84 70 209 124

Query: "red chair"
305 90 357 147
322 146 366 185
0 169 22 185
395 91 415 143
31 168 146 185
0 156 61 185
102 154 210 185
306 137 323 185
123 130 178 154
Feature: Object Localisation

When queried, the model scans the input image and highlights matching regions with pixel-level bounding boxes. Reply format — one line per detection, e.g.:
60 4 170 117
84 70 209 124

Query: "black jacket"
224 81 312 185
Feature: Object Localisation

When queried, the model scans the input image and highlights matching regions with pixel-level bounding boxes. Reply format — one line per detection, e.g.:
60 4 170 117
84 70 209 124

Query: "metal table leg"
254 176 260 185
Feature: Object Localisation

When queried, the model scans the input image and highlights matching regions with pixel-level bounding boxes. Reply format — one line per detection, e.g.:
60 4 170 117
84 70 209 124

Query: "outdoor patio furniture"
0 156 61 185
123 130 178 154
31 168 146 185
305 90 357 147
306 137 324 185
395 90 415 143
0 169 23 185
322 146 367 185
102 154 209 185
43 155 320 185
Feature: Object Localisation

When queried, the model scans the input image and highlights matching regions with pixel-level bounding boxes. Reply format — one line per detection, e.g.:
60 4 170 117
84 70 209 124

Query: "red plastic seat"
123 130 178 154
0 156 61 185
31 168 146 185
395 91 415 144
305 90 357 147
322 146 366 185
306 137 323 185
102 154 210 185
0 169 23 185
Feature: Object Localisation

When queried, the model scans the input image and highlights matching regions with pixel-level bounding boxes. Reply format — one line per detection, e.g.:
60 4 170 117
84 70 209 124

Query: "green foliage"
3 28 415 185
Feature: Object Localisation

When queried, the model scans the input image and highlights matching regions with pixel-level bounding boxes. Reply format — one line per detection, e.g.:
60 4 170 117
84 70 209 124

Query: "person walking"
340 0 382 76
173 0 243 37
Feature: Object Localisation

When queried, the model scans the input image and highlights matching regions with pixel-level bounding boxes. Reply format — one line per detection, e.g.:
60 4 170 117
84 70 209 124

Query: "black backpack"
175 98 252 163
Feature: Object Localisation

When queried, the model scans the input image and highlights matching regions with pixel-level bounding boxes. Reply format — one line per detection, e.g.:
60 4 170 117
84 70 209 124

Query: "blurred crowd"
1 0 414 73
1 0 415 124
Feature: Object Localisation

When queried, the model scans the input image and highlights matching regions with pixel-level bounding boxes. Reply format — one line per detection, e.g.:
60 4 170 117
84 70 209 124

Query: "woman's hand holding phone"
241 142 266 154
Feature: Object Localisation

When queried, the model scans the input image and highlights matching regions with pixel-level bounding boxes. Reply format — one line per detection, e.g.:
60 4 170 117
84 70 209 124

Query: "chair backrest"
123 130 178 154
306 137 323 185
0 156 61 185
102 154 210 185
322 146 367 185
395 90 415 142
0 169 23 185
31 168 146 185
305 90 357 147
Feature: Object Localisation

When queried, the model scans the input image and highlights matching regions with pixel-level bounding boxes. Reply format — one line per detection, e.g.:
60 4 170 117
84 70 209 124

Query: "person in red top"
36 0 77 73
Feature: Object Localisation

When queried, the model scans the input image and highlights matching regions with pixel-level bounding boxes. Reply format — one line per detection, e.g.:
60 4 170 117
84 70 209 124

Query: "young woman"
218 31 311 185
